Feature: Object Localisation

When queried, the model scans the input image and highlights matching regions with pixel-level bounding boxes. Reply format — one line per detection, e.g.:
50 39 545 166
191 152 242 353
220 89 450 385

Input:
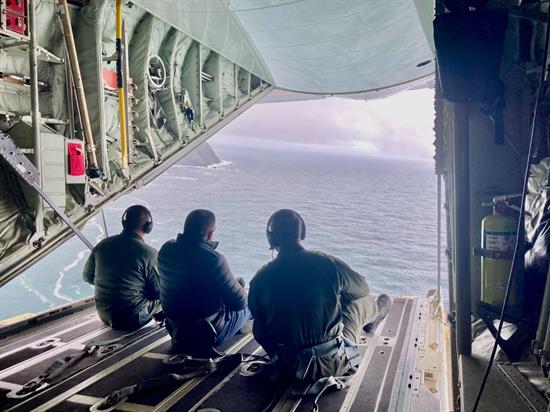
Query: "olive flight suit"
249 244 377 381
83 231 161 330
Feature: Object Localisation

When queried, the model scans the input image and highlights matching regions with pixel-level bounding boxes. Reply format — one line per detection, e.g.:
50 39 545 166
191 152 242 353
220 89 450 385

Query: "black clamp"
473 247 514 260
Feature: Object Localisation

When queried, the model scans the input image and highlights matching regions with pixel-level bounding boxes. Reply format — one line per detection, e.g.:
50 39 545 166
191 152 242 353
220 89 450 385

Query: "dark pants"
167 307 252 352
98 299 162 331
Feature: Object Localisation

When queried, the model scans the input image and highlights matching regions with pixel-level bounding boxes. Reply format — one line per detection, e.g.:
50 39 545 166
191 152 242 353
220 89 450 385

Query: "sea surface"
0 142 447 320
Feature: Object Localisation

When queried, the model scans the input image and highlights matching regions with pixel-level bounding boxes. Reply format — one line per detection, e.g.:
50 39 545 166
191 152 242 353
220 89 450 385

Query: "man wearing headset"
249 209 390 382
83 205 161 330
158 209 250 354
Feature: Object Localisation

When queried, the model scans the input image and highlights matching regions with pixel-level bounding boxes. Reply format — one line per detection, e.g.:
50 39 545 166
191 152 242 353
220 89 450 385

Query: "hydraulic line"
472 7 550 411
437 173 442 301
100 208 109 238
539 266 550 371
116 0 129 173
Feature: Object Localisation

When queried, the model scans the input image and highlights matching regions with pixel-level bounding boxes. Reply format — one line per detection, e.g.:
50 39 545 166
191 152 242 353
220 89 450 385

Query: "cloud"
214 89 435 159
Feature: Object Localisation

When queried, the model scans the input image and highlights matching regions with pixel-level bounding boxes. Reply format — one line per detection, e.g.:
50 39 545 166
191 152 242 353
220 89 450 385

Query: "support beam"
453 102 472 356
198 45 204 129
121 20 133 166
437 173 442 300
28 0 44 236
234 64 238 108
57 0 101 177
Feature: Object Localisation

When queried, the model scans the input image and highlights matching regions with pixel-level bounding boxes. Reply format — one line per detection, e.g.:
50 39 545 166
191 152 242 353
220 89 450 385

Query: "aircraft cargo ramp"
0 295 449 412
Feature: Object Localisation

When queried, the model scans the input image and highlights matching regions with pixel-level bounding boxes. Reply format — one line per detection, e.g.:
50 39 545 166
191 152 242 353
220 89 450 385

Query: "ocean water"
0 143 447 320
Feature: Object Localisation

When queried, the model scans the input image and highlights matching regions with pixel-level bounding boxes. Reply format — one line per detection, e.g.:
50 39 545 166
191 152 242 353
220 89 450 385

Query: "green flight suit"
249 245 377 381
83 231 161 330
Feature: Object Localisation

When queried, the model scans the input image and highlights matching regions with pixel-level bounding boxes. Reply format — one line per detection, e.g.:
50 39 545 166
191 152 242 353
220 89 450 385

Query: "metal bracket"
0 37 64 64
477 302 536 362
0 131 94 250
473 247 514 260
497 362 548 412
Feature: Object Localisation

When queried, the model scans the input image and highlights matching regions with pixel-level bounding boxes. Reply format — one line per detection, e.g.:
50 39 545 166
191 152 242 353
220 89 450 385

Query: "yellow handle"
116 0 128 170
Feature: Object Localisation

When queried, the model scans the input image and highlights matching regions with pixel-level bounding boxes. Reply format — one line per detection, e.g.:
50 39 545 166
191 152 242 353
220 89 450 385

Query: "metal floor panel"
0 346 53 371
161 338 262 411
352 345 394 411
460 355 547 412
0 316 105 373
350 298 413 412
80 356 188 405
0 305 97 350
378 299 414 411
5 328 167 411
0 296 443 412
0 323 157 383
0 313 101 357
187 347 273 412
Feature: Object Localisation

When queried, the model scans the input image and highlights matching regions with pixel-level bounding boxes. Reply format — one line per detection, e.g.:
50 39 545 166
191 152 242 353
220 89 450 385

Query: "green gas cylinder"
481 202 517 307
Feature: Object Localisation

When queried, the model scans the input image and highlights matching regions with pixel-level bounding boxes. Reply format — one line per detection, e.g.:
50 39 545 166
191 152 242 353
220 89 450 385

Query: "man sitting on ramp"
158 209 250 355
83 205 162 330
249 209 391 384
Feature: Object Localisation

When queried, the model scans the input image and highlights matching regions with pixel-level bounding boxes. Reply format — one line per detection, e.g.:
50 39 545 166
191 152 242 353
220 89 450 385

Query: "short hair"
122 205 152 232
184 209 216 239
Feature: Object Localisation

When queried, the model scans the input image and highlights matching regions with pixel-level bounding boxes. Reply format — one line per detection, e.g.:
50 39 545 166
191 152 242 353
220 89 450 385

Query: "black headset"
266 209 306 250
121 205 153 234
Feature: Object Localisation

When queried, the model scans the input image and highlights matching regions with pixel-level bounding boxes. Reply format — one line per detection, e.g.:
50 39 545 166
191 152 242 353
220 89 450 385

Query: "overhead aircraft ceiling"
132 0 435 95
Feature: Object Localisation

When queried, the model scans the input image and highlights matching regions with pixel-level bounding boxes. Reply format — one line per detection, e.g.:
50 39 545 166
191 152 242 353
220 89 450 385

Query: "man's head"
183 209 216 241
266 209 306 250
121 205 153 237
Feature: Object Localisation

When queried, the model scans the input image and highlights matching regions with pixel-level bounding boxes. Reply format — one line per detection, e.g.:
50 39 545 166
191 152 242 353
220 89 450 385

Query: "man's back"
84 232 159 316
158 234 246 322
250 209 379 382
250 245 370 347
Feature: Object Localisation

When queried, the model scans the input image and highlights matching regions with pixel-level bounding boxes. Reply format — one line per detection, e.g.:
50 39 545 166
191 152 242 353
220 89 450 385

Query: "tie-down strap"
278 335 361 381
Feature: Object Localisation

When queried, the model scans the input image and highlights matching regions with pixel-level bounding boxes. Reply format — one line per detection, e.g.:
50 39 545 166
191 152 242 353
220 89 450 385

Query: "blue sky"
213 88 435 160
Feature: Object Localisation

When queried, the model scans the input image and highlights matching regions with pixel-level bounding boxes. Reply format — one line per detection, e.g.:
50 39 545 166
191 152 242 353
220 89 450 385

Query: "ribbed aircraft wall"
0 0 270 285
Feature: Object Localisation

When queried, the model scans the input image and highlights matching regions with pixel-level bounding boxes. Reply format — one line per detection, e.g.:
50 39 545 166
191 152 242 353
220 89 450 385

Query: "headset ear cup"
121 210 128 230
143 207 153 234
143 221 153 234
266 215 275 249
267 210 305 248
122 205 153 233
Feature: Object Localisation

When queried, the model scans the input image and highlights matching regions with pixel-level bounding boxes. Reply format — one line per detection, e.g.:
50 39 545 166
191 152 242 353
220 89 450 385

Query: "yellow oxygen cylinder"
481 201 517 307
